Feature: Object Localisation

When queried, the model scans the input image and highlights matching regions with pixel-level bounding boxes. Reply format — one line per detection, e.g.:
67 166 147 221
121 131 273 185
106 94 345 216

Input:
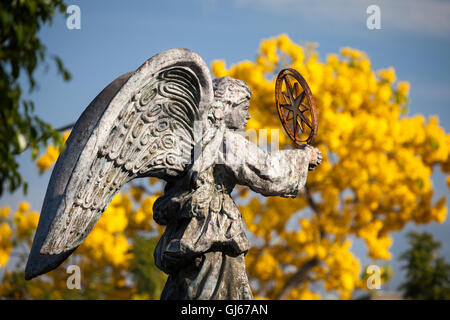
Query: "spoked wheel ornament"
275 68 318 146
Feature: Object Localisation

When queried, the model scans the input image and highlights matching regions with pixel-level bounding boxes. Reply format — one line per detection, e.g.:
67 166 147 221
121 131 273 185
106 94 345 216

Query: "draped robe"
153 128 312 299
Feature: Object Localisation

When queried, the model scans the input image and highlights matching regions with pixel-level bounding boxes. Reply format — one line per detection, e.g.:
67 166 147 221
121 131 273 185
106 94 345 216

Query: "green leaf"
0 0 69 196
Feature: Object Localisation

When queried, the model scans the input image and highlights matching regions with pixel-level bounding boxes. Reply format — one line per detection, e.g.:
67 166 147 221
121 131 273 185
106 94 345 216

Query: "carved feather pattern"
41 66 202 253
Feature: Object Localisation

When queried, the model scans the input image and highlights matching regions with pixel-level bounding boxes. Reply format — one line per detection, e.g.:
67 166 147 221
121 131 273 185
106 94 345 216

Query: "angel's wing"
25 48 213 279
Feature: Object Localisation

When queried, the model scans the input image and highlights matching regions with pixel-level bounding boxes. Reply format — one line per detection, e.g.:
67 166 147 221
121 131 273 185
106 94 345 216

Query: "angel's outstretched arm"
220 129 315 198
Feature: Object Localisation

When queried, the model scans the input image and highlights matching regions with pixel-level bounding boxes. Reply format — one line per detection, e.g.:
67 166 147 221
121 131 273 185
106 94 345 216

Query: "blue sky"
1 0 449 296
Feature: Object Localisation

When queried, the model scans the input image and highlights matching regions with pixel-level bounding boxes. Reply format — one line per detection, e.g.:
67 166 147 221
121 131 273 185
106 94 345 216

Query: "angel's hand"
301 145 322 171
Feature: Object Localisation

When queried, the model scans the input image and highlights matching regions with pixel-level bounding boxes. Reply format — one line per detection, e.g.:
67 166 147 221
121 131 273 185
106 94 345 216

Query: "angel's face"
225 97 251 130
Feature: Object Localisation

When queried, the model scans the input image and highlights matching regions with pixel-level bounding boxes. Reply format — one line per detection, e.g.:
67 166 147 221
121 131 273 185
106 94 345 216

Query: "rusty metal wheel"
275 68 318 146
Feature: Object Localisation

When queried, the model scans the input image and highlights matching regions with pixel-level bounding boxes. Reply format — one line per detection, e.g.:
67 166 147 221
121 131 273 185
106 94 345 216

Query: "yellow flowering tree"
212 35 449 299
1 35 449 300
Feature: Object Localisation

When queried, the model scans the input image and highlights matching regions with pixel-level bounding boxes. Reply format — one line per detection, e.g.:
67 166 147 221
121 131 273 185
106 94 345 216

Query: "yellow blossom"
0 206 11 219
0 223 12 267
397 81 410 97
378 67 396 83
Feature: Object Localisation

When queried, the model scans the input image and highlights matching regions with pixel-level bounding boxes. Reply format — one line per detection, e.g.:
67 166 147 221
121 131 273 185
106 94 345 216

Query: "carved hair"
212 77 251 106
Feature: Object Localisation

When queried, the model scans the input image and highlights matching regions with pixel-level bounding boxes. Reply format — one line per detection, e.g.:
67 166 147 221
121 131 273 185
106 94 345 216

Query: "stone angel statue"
25 48 322 300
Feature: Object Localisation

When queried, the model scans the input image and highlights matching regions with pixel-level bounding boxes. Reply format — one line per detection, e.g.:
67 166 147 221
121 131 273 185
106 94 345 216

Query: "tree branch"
275 257 320 300
304 185 319 215
273 186 326 299
12 122 75 155
305 185 326 239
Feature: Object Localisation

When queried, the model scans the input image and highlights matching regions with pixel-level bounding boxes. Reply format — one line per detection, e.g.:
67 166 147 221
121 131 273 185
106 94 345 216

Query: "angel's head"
211 77 252 129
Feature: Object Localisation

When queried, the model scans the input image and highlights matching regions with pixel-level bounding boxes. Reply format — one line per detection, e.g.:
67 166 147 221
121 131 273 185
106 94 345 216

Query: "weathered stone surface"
153 76 321 299
25 48 214 279
25 50 322 300
25 71 133 280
